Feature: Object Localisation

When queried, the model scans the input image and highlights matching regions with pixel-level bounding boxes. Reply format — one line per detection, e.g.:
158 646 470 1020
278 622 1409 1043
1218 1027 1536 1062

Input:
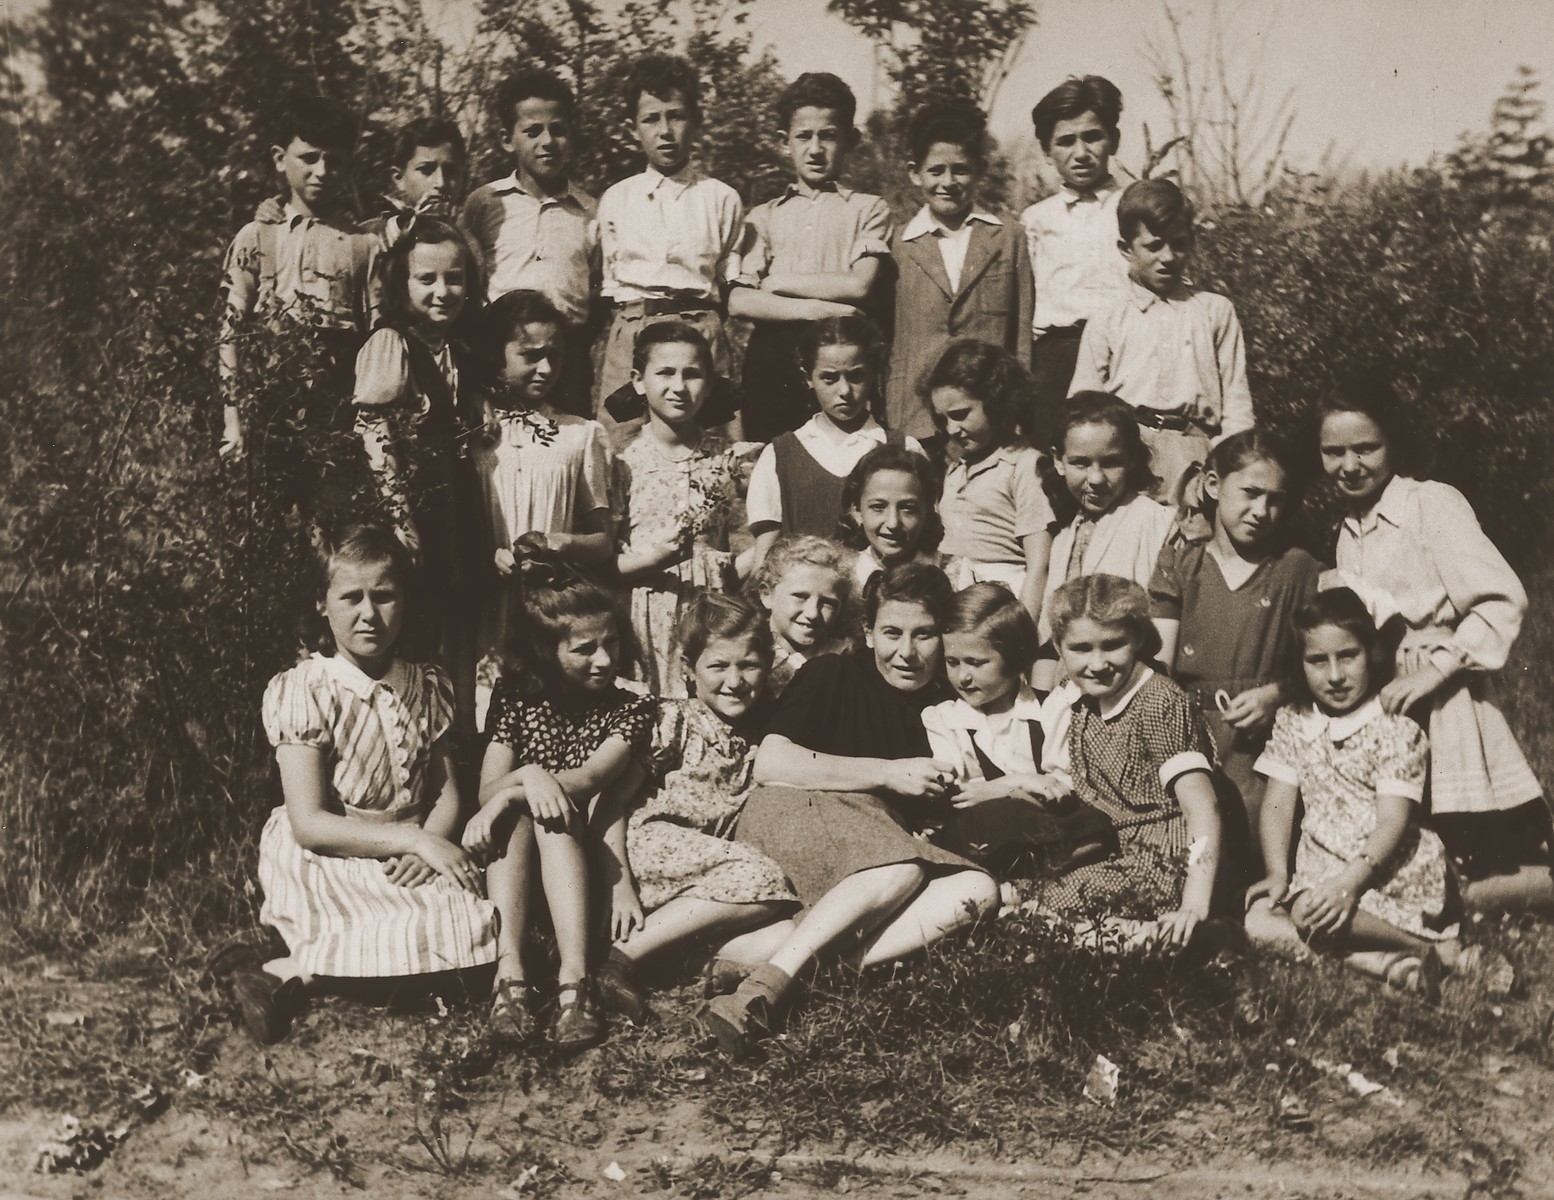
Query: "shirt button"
1183 645 1195 656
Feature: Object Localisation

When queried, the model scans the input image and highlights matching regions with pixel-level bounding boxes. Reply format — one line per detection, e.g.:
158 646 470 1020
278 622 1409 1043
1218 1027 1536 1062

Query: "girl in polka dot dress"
464 541 654 1050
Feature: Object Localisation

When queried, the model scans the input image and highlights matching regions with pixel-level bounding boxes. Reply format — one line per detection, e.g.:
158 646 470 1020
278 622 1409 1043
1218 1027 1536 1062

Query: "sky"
421 0 1554 174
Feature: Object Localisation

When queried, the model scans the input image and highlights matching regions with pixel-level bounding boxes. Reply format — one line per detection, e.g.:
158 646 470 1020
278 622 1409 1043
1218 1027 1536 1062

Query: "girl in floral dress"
590 592 799 1021
1246 588 1511 996
614 322 741 697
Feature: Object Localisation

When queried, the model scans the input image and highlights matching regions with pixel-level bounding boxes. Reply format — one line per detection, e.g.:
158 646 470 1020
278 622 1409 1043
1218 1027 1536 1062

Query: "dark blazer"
885 212 1034 439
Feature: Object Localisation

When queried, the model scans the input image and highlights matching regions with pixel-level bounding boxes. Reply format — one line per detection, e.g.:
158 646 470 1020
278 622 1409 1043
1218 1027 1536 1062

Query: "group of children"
212 62 1549 1052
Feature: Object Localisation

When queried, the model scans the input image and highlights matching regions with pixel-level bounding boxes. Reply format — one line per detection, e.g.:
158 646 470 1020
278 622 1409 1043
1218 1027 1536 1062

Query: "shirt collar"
779 180 852 202
1127 278 1188 310
902 206 1002 241
645 163 703 193
317 651 407 701
801 414 886 446
490 173 586 206
943 685 1045 731
1073 665 1154 721
1061 175 1121 206
1302 696 1386 743
1351 474 1411 534
953 442 1020 481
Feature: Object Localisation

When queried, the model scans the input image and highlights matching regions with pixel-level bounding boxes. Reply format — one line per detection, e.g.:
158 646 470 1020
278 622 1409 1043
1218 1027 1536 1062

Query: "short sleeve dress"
733 651 986 909
1149 540 1320 815
486 674 655 770
626 699 795 911
257 655 500 978
1034 669 1217 918
614 431 740 697
1256 700 1453 939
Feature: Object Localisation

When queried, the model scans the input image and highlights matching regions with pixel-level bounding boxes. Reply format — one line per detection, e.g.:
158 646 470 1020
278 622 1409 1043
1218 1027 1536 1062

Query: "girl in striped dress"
257 525 499 990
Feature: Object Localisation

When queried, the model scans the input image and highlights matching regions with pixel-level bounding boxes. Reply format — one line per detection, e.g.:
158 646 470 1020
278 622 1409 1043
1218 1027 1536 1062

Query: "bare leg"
852 869 1000 968
617 898 796 964
766 862 926 979
715 919 799 965
486 816 537 984
533 822 591 985
1461 864 1554 919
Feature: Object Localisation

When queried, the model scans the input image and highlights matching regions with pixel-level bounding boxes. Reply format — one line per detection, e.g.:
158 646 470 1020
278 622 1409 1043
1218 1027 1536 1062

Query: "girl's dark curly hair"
1286 586 1394 706
503 535 630 697
1047 392 1157 526
375 216 481 340
920 337 1032 448
1310 372 1433 483
835 442 944 555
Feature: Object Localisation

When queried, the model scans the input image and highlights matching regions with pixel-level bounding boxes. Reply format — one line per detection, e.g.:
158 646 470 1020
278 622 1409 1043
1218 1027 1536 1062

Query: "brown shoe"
594 956 652 1026
490 979 540 1040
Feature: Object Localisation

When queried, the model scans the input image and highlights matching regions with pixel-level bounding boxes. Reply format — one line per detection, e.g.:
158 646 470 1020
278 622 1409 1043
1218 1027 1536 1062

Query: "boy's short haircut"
906 100 987 166
393 116 466 169
776 72 857 131
623 54 702 124
1031 76 1123 149
493 67 577 136
275 93 358 151
1117 178 1194 242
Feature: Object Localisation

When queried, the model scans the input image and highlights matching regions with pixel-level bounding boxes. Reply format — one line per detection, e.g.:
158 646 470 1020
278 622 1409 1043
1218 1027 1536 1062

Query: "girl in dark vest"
746 316 927 572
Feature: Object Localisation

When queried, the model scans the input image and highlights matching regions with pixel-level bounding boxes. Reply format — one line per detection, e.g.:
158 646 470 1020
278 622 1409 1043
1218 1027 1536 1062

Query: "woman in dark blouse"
699 563 1000 1055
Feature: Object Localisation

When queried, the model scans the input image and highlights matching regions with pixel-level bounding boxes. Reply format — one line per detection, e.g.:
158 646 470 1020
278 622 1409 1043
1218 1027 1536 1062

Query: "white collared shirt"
460 174 598 318
745 416 924 530
597 164 744 302
1020 178 1131 334
922 685 1048 781
901 207 1004 292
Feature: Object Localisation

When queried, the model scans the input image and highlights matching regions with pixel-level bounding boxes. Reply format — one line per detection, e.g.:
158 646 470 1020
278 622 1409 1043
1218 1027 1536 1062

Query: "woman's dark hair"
505 535 627 696
863 561 955 630
1288 586 1394 705
1311 373 1432 480
624 54 701 124
947 583 1040 677
920 337 1031 448
375 216 479 336
676 590 775 673
907 100 987 166
1047 572 1162 661
632 319 712 375
1047 392 1156 525
304 523 416 655
392 116 466 171
1031 75 1123 149
836 443 944 554
1199 427 1299 532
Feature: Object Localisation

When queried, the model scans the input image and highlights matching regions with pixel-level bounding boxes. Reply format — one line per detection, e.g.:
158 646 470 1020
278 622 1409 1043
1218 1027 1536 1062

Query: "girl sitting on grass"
591 592 800 1023
234 525 499 1042
747 534 853 695
1246 588 1513 997
840 443 945 595
1029 574 1223 952
464 541 654 1051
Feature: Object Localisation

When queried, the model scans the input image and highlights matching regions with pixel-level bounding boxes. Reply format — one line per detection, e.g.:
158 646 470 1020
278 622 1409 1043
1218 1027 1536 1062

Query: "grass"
4 571 1554 1190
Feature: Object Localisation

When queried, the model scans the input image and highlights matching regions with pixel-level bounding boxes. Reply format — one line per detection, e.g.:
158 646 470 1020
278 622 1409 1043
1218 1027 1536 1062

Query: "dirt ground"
5 950 1553 1200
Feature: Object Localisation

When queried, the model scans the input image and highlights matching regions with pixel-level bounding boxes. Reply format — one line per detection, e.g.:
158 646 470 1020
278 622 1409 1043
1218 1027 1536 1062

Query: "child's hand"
412 832 485 894
886 759 957 802
519 765 576 830
802 298 861 320
610 880 646 944
494 547 516 575
1244 872 1290 911
950 778 1015 809
1291 875 1360 938
1222 684 1281 735
254 196 286 224
1379 665 1448 716
383 853 436 888
462 797 510 860
1154 905 1206 948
